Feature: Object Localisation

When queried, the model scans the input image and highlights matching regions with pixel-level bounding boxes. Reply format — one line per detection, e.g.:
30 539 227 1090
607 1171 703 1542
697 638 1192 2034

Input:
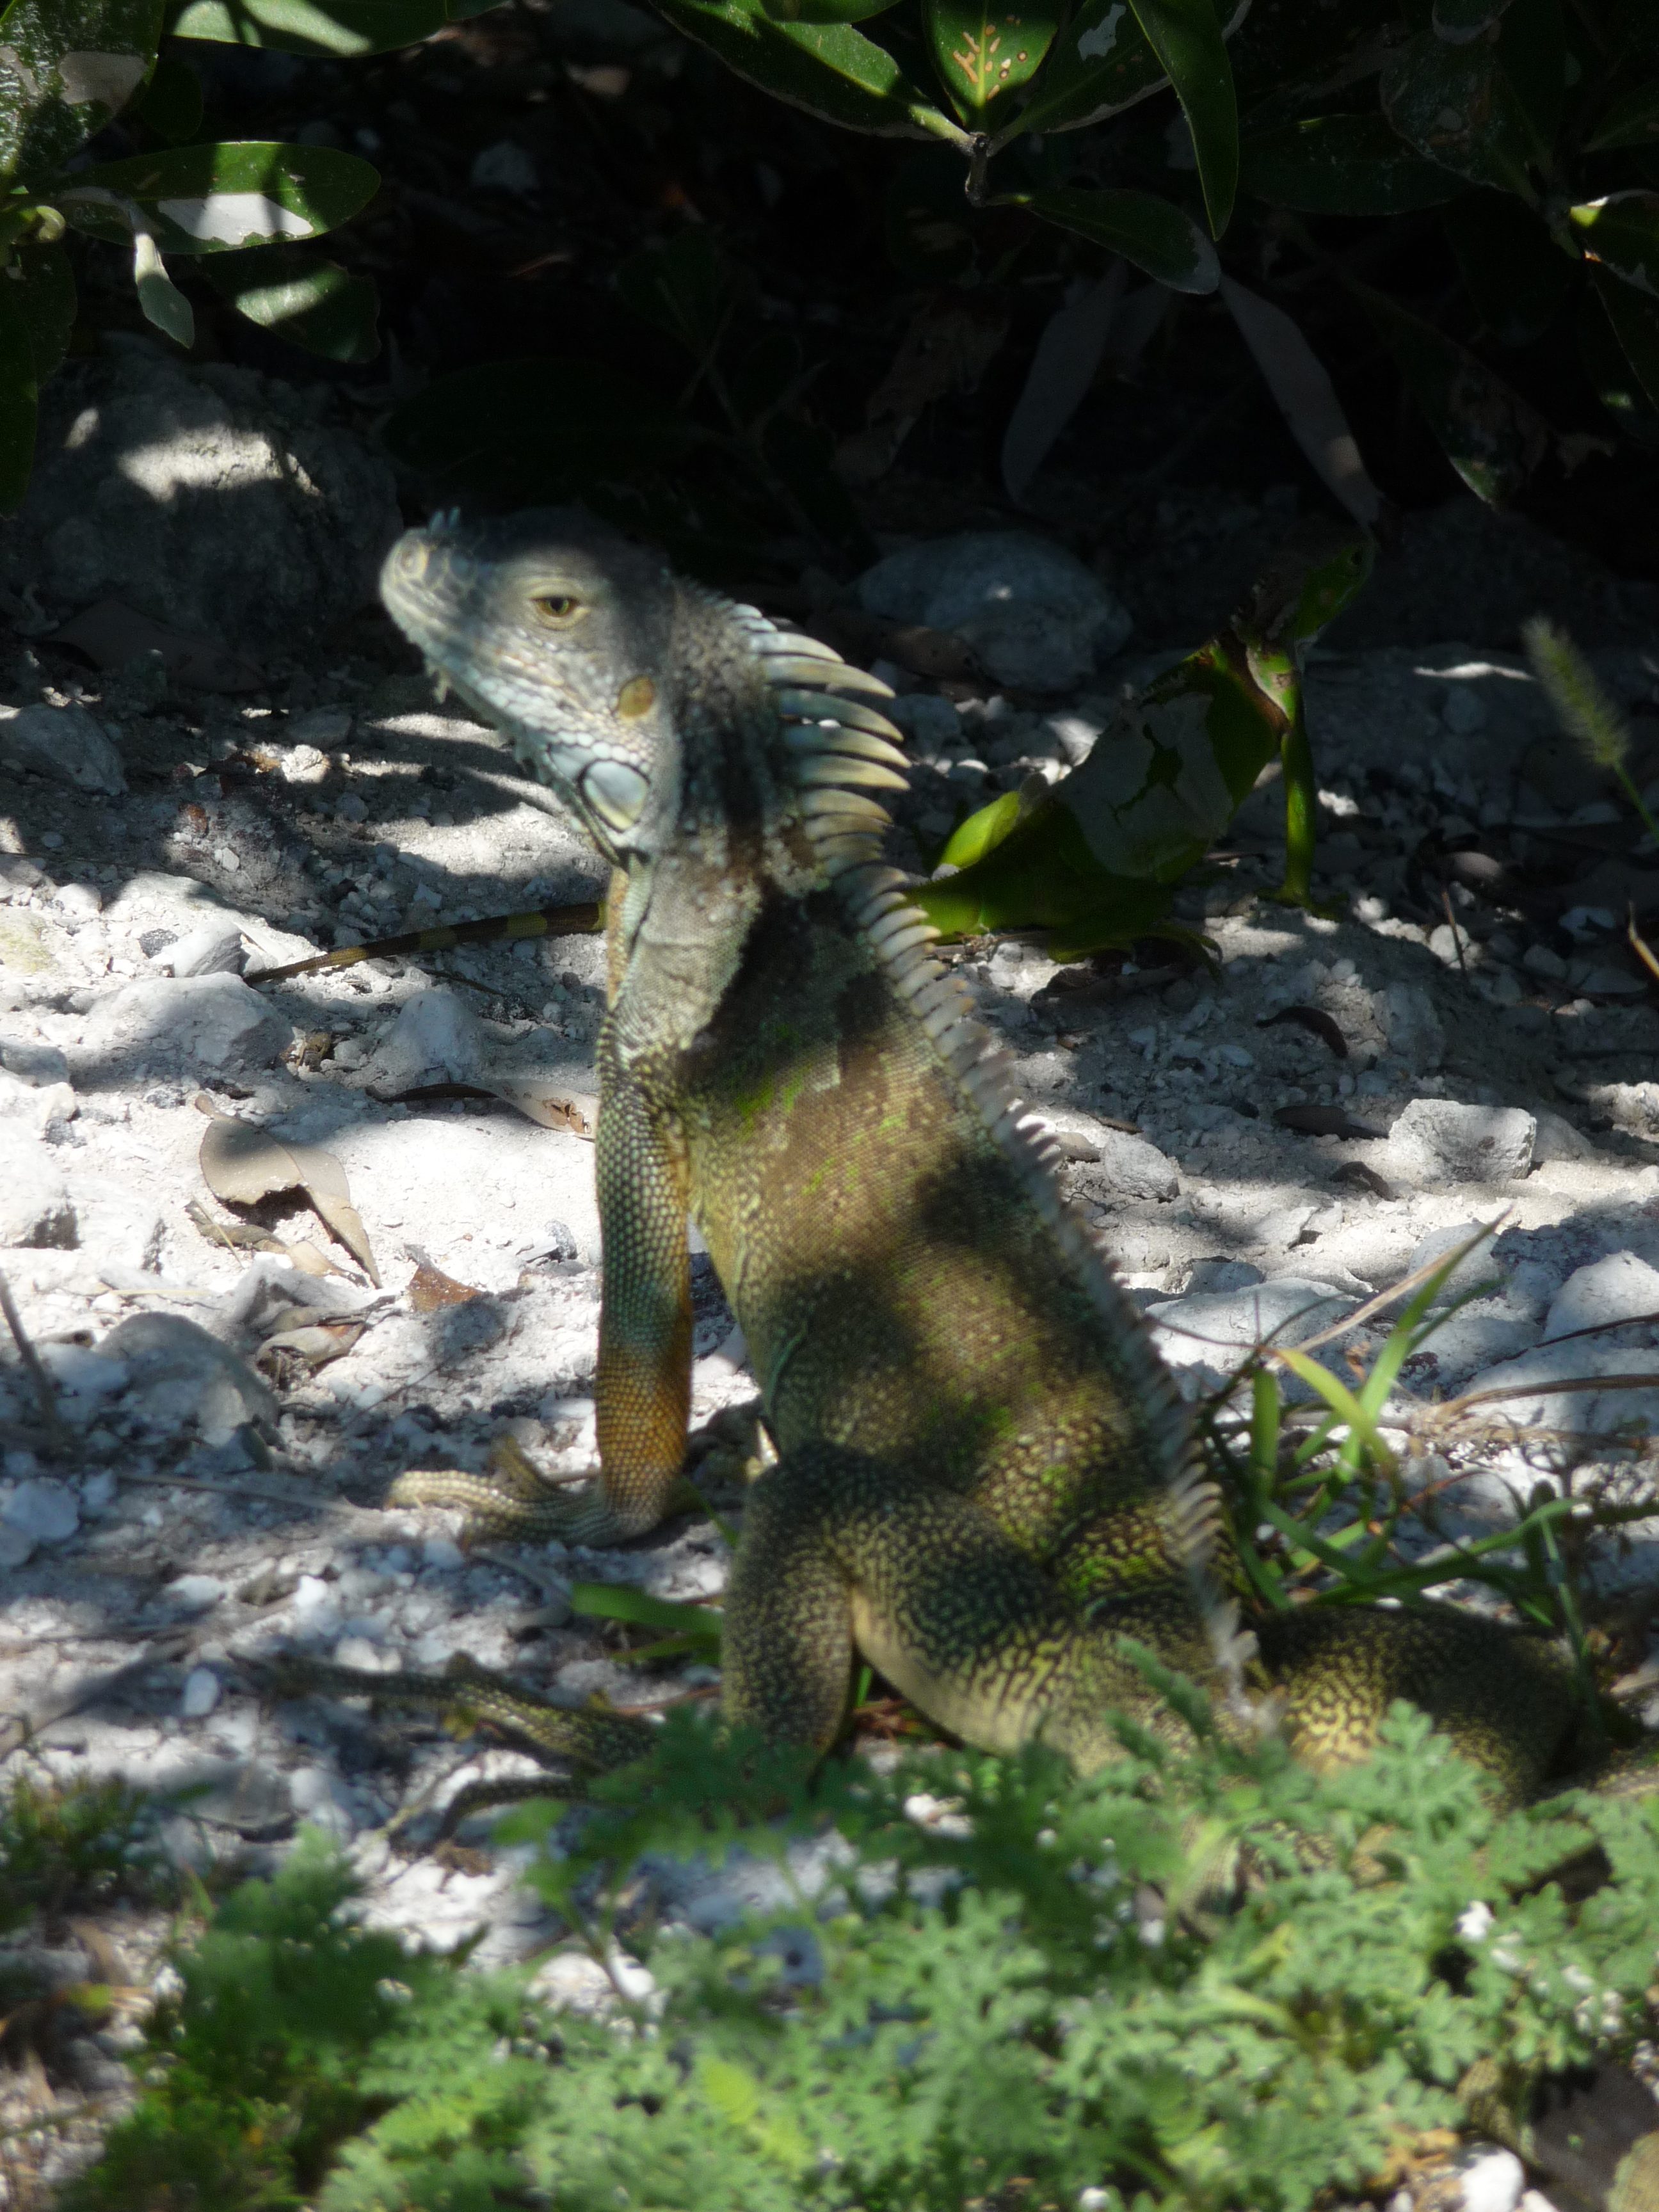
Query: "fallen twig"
0 1265 70 1458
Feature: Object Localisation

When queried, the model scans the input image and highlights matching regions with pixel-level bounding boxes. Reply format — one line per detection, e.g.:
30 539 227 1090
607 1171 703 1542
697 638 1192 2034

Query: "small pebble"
181 1666 221 1718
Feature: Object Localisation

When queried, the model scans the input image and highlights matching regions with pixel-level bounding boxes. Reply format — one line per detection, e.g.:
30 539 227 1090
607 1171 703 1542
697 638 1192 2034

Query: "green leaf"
1592 264 1659 414
915 625 1283 950
1352 280 1550 504
1241 114 1464 215
645 0 963 140
1570 192 1659 303
132 45 203 140
167 0 460 57
1585 76 1659 154
1430 0 1514 42
57 140 380 253
4 232 77 383
1494 0 1562 155
761 0 901 24
1012 0 1177 138
198 242 378 359
1230 0 1397 122
1016 185 1219 291
1578 282 1659 444
924 0 1060 120
1124 0 1237 234
0 0 164 184
938 787 1026 870
1378 29 1540 198
0 275 38 511
568 1582 723 1641
1443 191 1576 346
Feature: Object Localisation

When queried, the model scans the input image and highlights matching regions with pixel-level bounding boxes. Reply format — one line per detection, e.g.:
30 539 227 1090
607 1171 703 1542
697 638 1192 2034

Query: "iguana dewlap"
378 506 1623 1793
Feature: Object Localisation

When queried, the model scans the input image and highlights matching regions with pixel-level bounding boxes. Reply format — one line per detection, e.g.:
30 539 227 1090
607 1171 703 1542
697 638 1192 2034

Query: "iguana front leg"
391 1032 696 1546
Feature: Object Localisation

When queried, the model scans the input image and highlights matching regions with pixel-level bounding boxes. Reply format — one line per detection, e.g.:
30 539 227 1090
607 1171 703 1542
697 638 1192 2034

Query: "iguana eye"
531 591 584 626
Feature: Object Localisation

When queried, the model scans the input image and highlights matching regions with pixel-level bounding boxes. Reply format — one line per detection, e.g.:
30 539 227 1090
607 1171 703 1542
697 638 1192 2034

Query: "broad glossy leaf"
58 140 379 252
1016 0 1242 140
1593 266 1659 412
6 234 77 383
1125 0 1237 234
1443 191 1574 346
925 0 1059 120
0 0 163 184
646 0 958 138
1230 0 1396 122
1354 282 1550 504
1585 77 1659 154
1379 30 1538 198
132 45 203 140
917 632 1282 949
762 0 898 19
0 277 37 512
1241 113 1462 214
168 0 456 56
199 242 379 359
1221 278 1382 525
1495 0 1561 155
1580 275 1659 445
1001 266 1122 504
1020 185 1219 292
1431 0 1514 43
1570 192 1659 302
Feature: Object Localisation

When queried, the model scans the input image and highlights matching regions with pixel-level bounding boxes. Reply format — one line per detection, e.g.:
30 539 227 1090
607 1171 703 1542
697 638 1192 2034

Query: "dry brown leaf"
408 1260 481 1312
840 290 1009 485
196 1097 380 1286
255 1320 365 1378
489 1084 595 1134
47 597 262 693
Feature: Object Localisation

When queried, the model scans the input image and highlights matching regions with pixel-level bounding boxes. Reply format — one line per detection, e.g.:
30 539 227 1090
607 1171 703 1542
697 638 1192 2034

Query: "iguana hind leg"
723 1443 1198 1763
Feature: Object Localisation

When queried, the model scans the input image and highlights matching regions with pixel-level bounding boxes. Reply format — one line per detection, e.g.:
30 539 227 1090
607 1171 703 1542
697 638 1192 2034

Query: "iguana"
360 501 1659 1783
913 518 1374 954
302 508 1658 2209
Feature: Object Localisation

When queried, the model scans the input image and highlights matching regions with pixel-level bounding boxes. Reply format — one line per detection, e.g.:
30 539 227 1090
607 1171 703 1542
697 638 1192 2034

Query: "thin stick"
0 1266 70 1457
1440 887 1468 979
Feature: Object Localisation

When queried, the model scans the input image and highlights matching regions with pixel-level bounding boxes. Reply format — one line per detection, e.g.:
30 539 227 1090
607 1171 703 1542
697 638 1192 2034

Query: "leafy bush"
15 0 1658 552
63 1703 1659 2212
0 1770 172 1930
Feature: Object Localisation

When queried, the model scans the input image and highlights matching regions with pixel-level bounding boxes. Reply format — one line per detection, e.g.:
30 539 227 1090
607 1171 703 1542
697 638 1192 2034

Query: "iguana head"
381 508 906 886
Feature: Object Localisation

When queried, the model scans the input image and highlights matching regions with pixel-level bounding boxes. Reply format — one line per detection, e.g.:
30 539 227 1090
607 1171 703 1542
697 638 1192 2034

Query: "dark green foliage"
58 1834 429 2211
0 1772 172 1929
0 1 380 509
65 1709 1659 2212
